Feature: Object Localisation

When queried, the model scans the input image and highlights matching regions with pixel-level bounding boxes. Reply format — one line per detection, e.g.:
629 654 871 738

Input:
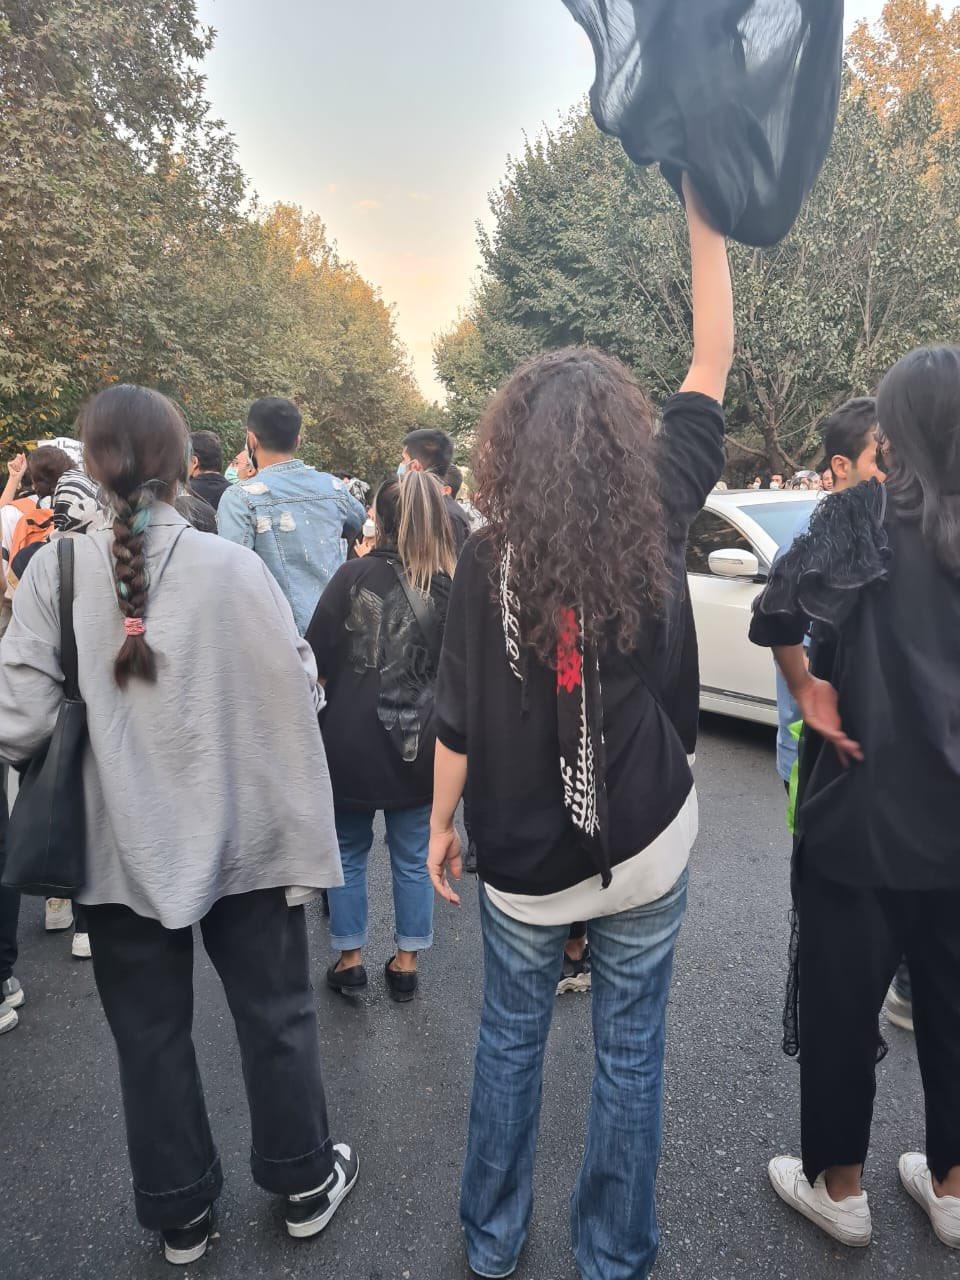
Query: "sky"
195 0 888 399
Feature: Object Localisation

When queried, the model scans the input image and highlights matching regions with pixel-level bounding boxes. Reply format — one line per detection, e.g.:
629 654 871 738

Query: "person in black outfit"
751 345 960 1251
306 470 456 1002
400 427 472 554
427 175 733 1280
188 431 230 512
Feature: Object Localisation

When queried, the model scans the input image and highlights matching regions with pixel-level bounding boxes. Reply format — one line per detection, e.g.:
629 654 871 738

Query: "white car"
688 489 821 725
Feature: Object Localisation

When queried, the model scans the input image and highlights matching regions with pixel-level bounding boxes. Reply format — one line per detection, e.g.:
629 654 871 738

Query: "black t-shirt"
435 392 725 896
190 472 231 512
445 495 472 556
306 549 451 811
751 486 960 891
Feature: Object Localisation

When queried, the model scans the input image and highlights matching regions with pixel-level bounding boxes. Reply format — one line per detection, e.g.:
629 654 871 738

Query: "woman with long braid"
0 385 358 1264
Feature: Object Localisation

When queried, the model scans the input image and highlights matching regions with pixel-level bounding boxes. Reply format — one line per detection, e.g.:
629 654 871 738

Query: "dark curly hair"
473 347 668 663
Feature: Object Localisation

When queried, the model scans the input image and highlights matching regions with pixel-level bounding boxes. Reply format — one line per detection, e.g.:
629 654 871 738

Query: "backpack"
7 498 54 589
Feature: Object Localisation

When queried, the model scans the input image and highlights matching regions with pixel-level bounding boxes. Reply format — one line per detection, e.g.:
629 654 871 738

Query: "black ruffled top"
751 480 960 892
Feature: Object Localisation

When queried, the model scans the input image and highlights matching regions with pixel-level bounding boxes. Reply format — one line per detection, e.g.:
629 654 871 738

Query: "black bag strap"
58 538 80 702
389 558 442 661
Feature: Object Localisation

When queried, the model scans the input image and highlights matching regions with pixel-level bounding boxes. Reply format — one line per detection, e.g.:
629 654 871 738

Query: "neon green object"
786 720 802 834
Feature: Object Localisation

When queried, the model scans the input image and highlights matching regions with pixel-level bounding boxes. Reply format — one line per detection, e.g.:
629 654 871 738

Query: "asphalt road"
1 715 952 1280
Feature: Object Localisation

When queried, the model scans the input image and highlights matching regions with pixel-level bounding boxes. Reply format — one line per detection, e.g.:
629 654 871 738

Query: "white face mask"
397 461 409 478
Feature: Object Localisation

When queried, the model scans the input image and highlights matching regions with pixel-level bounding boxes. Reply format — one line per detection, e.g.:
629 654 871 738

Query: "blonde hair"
376 470 457 594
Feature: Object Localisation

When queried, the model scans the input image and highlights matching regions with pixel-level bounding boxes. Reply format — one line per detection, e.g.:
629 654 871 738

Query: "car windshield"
734 498 819 551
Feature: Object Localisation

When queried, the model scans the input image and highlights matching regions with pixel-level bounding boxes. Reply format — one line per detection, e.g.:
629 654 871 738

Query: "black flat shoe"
384 958 418 1003
326 962 368 995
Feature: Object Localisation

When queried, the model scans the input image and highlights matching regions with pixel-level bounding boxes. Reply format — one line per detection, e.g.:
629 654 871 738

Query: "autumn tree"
849 0 960 135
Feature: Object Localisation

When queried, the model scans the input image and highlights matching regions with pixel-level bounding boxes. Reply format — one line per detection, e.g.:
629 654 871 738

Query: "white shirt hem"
484 786 698 926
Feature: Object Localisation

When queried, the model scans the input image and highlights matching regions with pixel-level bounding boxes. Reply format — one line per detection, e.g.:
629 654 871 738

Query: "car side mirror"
708 548 761 579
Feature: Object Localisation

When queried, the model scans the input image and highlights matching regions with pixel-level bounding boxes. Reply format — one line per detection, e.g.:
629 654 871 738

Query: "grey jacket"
0 506 343 928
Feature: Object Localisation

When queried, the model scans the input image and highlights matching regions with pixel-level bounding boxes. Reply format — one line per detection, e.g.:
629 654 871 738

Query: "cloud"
326 182 339 195
354 198 382 211
408 191 432 204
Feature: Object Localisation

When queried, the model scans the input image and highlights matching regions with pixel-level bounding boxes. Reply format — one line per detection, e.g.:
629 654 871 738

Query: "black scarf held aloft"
561 0 844 246
500 547 612 886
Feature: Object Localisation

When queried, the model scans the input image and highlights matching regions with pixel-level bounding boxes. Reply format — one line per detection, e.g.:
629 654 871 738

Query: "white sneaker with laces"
71 931 92 959
45 898 74 931
768 1156 872 1246
899 1153 960 1248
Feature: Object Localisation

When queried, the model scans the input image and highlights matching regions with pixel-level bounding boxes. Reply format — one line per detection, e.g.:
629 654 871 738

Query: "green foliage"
435 88 960 471
0 1 423 477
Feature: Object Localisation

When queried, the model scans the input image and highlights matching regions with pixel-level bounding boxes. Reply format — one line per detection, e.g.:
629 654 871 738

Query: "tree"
436 87 960 472
0 1 243 440
0 2 425 479
849 0 960 136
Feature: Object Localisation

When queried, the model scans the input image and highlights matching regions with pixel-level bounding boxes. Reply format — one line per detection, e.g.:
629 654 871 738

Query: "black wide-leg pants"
798 870 960 1185
86 888 335 1229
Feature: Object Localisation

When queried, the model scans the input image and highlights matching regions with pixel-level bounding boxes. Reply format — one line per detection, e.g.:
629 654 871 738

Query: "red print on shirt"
556 608 582 694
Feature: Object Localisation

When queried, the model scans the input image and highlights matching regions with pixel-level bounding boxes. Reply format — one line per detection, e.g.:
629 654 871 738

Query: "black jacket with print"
306 548 451 810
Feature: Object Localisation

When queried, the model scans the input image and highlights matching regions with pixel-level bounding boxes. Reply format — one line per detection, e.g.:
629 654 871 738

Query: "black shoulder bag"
390 558 443 660
3 538 88 897
388 559 444 781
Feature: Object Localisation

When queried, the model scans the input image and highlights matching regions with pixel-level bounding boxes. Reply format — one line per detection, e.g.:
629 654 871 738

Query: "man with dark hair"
401 428 453 476
442 464 463 500
219 397 365 634
189 430 230 512
401 428 471 553
821 396 883 489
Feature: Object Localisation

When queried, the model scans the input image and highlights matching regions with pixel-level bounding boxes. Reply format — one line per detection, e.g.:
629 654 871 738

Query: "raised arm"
0 455 27 510
679 174 734 403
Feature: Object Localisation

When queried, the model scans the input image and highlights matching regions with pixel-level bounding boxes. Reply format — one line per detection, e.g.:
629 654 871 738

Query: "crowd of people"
0 171 958 1280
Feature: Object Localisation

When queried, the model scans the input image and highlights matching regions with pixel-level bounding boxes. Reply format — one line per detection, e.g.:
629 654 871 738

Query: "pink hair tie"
123 618 146 637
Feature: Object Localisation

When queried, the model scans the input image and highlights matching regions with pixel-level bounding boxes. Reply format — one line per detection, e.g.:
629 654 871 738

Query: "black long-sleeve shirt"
435 392 725 897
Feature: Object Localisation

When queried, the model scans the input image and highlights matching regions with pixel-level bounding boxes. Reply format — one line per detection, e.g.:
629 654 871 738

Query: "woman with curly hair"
427 175 733 1280
0 385 357 1263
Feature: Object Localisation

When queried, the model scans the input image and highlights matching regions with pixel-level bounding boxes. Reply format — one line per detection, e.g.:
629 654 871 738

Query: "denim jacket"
218 460 365 634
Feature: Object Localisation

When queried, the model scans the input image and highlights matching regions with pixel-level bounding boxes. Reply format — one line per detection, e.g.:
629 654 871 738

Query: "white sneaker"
45 898 74 931
899 1153 960 1248
1 976 24 1009
768 1156 872 1246
884 984 915 1033
0 999 18 1035
71 931 92 959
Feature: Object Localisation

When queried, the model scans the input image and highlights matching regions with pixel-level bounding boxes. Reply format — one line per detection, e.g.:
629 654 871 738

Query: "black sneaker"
162 1207 212 1265
384 957 418 1003
326 962 368 995
556 945 592 995
286 1143 359 1239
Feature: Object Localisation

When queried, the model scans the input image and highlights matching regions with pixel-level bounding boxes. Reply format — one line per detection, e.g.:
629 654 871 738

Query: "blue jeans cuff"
395 931 434 952
330 932 367 952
